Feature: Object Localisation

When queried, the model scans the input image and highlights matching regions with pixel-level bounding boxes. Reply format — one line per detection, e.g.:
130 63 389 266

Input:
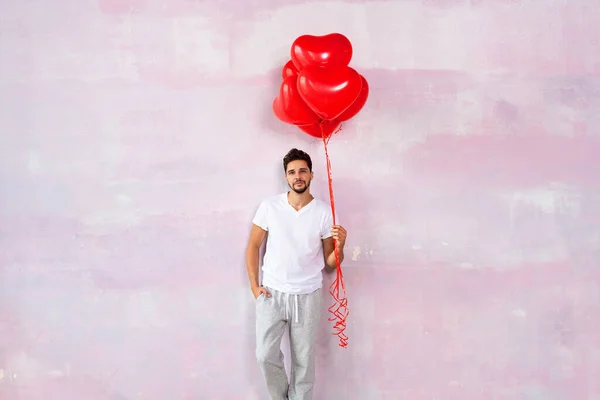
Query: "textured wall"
1 0 600 399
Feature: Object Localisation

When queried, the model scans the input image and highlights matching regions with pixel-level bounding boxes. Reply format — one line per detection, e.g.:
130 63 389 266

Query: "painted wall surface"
1 0 599 399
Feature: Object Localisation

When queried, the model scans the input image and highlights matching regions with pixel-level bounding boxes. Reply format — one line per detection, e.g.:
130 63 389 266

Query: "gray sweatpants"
255 286 322 400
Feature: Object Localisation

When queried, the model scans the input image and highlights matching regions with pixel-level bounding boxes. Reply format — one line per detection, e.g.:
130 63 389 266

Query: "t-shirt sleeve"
320 207 335 239
252 201 268 231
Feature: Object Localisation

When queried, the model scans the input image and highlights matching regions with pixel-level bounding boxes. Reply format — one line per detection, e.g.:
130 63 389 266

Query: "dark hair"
283 148 312 172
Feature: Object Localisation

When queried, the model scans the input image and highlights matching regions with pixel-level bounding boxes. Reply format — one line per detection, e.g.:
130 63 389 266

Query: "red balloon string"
320 121 349 348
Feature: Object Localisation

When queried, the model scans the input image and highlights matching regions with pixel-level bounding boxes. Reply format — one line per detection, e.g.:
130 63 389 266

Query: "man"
245 148 347 400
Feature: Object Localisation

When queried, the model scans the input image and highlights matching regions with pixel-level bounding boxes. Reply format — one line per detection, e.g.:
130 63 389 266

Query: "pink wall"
1 0 599 399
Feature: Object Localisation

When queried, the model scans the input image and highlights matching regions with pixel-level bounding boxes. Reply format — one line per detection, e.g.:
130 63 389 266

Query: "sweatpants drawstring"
284 293 300 323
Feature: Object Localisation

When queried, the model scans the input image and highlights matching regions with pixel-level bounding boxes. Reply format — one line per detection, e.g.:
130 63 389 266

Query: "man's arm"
245 224 268 297
323 237 344 269
322 225 347 269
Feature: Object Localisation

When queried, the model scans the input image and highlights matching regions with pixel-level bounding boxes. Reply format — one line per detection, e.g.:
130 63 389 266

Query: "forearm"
245 246 261 288
326 245 344 269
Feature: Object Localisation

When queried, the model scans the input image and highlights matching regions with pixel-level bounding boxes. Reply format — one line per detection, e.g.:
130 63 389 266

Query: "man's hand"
252 285 271 299
331 225 347 248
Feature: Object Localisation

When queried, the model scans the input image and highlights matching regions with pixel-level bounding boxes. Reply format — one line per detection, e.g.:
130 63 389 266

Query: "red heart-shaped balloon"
273 75 319 125
282 60 298 79
297 66 362 121
291 33 353 70
298 119 341 139
337 75 369 122
272 97 293 124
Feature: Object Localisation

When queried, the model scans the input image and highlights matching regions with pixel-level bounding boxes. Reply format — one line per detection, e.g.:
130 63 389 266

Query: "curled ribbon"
320 122 349 348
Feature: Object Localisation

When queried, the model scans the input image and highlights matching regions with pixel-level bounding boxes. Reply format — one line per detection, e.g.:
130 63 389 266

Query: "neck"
287 190 313 210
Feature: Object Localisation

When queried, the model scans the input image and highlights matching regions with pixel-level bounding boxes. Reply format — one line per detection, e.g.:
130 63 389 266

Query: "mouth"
294 181 304 185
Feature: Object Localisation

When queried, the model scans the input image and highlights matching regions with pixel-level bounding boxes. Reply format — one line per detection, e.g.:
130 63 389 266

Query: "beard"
290 179 310 194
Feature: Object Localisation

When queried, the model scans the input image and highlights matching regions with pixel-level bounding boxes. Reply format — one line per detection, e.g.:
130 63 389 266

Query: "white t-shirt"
252 192 334 294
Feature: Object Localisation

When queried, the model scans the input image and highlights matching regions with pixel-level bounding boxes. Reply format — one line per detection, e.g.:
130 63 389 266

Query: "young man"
245 148 347 400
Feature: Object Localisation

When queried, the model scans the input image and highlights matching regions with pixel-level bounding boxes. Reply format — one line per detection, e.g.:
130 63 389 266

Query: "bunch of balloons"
272 33 369 138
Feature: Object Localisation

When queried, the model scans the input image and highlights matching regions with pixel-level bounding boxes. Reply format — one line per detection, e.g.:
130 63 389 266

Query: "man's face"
285 160 313 194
